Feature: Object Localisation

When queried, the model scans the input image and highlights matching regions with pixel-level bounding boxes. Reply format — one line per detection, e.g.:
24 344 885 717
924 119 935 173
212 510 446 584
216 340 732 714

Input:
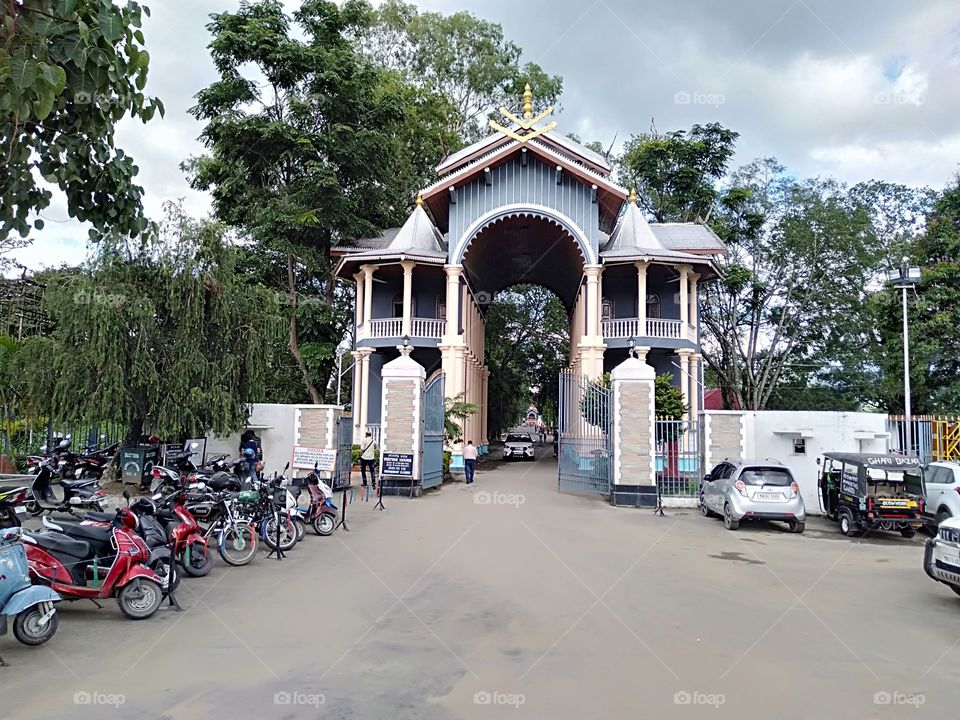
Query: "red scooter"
21 508 166 620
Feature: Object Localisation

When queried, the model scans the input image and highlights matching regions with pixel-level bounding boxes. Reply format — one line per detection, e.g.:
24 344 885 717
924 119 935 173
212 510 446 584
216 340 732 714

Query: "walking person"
359 432 377 489
463 440 478 484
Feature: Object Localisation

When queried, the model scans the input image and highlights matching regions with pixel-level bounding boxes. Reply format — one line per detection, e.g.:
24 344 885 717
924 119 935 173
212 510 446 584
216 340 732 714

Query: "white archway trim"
452 203 597 266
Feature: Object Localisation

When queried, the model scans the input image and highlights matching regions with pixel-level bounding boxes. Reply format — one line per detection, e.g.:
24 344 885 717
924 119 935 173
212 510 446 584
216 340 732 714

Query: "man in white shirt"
359 432 377 488
462 440 478 484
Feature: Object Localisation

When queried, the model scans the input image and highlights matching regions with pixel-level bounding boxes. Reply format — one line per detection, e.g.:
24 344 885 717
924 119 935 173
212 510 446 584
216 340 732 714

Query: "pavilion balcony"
601 318 697 341
357 317 445 342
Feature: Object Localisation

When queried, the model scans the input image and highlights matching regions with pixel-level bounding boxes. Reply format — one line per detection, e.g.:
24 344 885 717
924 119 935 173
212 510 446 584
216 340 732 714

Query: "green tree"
618 122 739 222
1 0 163 241
362 0 563 142
483 285 569 438
444 393 479 444
187 0 456 403
14 204 281 441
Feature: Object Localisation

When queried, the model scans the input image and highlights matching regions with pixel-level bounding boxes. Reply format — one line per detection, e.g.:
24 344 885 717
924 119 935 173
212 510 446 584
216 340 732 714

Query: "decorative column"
610 354 657 507
401 260 415 336
689 353 700 423
443 265 462 338
689 271 700 341
440 265 467 472
676 350 691 417
636 261 648 337
357 348 375 438
580 265 606 379
481 367 490 453
351 350 364 442
678 265 690 340
361 264 377 327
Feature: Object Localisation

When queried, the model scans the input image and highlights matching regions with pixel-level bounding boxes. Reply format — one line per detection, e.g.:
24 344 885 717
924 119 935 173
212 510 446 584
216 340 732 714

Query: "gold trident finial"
522 83 533 119
415 193 424 207
629 187 638 205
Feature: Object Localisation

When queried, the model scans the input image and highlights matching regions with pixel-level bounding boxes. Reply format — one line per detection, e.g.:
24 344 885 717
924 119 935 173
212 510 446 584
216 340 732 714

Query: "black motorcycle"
26 457 106 516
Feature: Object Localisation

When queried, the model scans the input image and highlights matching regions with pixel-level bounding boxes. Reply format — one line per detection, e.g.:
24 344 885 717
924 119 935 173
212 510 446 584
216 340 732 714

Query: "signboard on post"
381 452 414 477
292 446 337 471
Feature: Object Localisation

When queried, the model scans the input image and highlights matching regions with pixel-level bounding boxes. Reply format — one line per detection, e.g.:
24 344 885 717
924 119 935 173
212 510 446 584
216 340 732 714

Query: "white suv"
925 462 960 524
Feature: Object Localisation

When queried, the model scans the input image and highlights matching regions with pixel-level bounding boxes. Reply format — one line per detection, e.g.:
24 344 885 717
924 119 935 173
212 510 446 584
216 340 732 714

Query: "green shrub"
442 450 452 475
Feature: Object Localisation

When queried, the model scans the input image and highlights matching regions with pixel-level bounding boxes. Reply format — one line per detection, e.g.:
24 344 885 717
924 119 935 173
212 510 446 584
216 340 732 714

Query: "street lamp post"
887 257 921 455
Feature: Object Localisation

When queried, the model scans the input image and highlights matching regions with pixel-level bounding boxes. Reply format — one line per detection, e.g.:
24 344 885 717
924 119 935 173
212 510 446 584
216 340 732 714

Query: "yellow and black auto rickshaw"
818 452 925 538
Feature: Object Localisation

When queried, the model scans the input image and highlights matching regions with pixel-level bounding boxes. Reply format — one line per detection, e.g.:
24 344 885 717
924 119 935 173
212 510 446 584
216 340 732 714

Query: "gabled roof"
600 194 718 271
333 200 447 278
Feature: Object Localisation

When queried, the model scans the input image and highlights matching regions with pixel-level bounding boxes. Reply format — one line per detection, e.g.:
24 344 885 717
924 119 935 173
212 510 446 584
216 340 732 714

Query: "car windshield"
740 467 793 486
506 434 531 444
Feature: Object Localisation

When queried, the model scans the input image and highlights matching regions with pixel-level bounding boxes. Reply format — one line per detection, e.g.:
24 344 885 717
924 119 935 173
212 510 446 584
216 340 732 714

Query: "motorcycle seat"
83 511 114 523
60 477 99 489
209 474 241 492
26 531 91 559
50 520 113 546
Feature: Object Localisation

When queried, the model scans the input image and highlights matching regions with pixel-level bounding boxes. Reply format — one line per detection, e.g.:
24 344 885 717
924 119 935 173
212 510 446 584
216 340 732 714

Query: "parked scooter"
0 527 61 646
22 507 166 619
26 457 106 516
290 471 337 536
0 486 30 528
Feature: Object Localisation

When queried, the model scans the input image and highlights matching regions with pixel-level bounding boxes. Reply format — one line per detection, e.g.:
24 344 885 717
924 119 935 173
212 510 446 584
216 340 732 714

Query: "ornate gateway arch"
335 87 725 496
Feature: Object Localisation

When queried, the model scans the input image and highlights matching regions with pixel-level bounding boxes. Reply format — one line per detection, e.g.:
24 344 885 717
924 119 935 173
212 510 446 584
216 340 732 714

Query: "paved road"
2 447 956 719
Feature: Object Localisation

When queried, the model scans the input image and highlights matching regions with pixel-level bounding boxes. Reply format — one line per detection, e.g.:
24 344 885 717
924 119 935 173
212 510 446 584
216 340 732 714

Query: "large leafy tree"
1 0 163 241
14 204 280 441
618 122 739 222
484 285 568 437
187 0 457 403
702 159 884 410
362 0 563 142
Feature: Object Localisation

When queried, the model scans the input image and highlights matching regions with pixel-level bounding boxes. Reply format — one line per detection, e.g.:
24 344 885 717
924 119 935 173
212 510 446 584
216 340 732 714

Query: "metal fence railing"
656 417 702 497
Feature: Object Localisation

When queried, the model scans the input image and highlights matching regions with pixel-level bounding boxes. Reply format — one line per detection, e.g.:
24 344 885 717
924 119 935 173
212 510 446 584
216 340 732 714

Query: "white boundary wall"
703 410 890 515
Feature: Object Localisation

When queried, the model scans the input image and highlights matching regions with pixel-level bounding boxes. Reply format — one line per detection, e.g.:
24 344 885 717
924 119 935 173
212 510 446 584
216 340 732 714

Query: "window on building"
793 438 806 454
601 297 614 321
646 293 661 319
392 294 403 318
436 296 446 321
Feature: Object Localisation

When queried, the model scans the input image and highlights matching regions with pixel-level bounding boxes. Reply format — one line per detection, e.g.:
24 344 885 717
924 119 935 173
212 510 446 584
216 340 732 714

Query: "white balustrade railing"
601 318 684 340
357 317 444 341
410 318 444 338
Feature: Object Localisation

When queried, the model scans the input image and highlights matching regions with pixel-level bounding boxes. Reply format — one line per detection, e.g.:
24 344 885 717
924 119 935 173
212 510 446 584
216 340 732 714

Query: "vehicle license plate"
13 506 26 514
754 492 782 501
935 545 960 569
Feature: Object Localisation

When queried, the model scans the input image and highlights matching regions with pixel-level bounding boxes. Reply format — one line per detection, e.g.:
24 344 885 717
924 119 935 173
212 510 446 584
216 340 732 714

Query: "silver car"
700 459 806 533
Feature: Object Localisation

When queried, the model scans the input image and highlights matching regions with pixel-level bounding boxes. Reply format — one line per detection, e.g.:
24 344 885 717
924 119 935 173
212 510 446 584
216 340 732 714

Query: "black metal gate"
557 371 611 495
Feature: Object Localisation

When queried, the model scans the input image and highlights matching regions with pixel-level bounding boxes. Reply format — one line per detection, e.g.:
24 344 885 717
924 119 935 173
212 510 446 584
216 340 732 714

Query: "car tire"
900 527 916 539
723 504 739 531
789 520 805 534
839 511 856 537
937 508 952 525
699 494 716 518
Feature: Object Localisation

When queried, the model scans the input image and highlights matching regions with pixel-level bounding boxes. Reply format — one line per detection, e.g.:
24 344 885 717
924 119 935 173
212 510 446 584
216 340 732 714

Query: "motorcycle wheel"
312 512 336 536
26 500 43 516
13 604 58 645
292 516 306 543
262 514 297 551
219 524 258 566
117 579 164 620
181 539 213 577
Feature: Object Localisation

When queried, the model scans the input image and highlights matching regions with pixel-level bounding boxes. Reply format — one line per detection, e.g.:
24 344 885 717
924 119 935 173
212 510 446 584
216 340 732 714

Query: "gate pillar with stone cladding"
379 351 426 497
609 355 658 507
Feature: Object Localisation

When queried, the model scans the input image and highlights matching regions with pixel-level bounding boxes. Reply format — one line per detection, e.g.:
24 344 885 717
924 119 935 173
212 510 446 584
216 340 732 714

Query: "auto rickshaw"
818 452 925 538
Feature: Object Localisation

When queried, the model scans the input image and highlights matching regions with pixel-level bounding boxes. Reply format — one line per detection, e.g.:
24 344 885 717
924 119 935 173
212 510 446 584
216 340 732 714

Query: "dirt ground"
2 446 956 719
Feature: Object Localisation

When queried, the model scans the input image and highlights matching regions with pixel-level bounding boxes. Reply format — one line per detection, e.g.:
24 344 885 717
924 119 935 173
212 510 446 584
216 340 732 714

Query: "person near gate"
359 432 377 488
463 440 478 484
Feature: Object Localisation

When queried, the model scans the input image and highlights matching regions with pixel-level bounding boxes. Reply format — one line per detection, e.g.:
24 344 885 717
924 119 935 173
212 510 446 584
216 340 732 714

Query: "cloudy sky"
17 0 960 270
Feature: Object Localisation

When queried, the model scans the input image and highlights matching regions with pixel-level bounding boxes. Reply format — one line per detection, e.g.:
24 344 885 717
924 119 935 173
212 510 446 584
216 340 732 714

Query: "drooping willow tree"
14 204 282 441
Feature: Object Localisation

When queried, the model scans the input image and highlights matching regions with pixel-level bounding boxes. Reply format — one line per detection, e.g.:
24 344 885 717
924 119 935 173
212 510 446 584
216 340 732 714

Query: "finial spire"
629 187 637 205
415 193 424 207
522 83 533 119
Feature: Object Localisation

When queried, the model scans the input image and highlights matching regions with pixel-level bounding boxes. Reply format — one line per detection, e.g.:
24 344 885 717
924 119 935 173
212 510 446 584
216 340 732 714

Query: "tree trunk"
287 254 323 404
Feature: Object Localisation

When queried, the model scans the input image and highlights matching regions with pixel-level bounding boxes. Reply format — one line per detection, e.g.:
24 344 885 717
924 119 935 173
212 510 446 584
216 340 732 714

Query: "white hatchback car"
924 462 960 524
924 515 960 597
502 432 535 461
